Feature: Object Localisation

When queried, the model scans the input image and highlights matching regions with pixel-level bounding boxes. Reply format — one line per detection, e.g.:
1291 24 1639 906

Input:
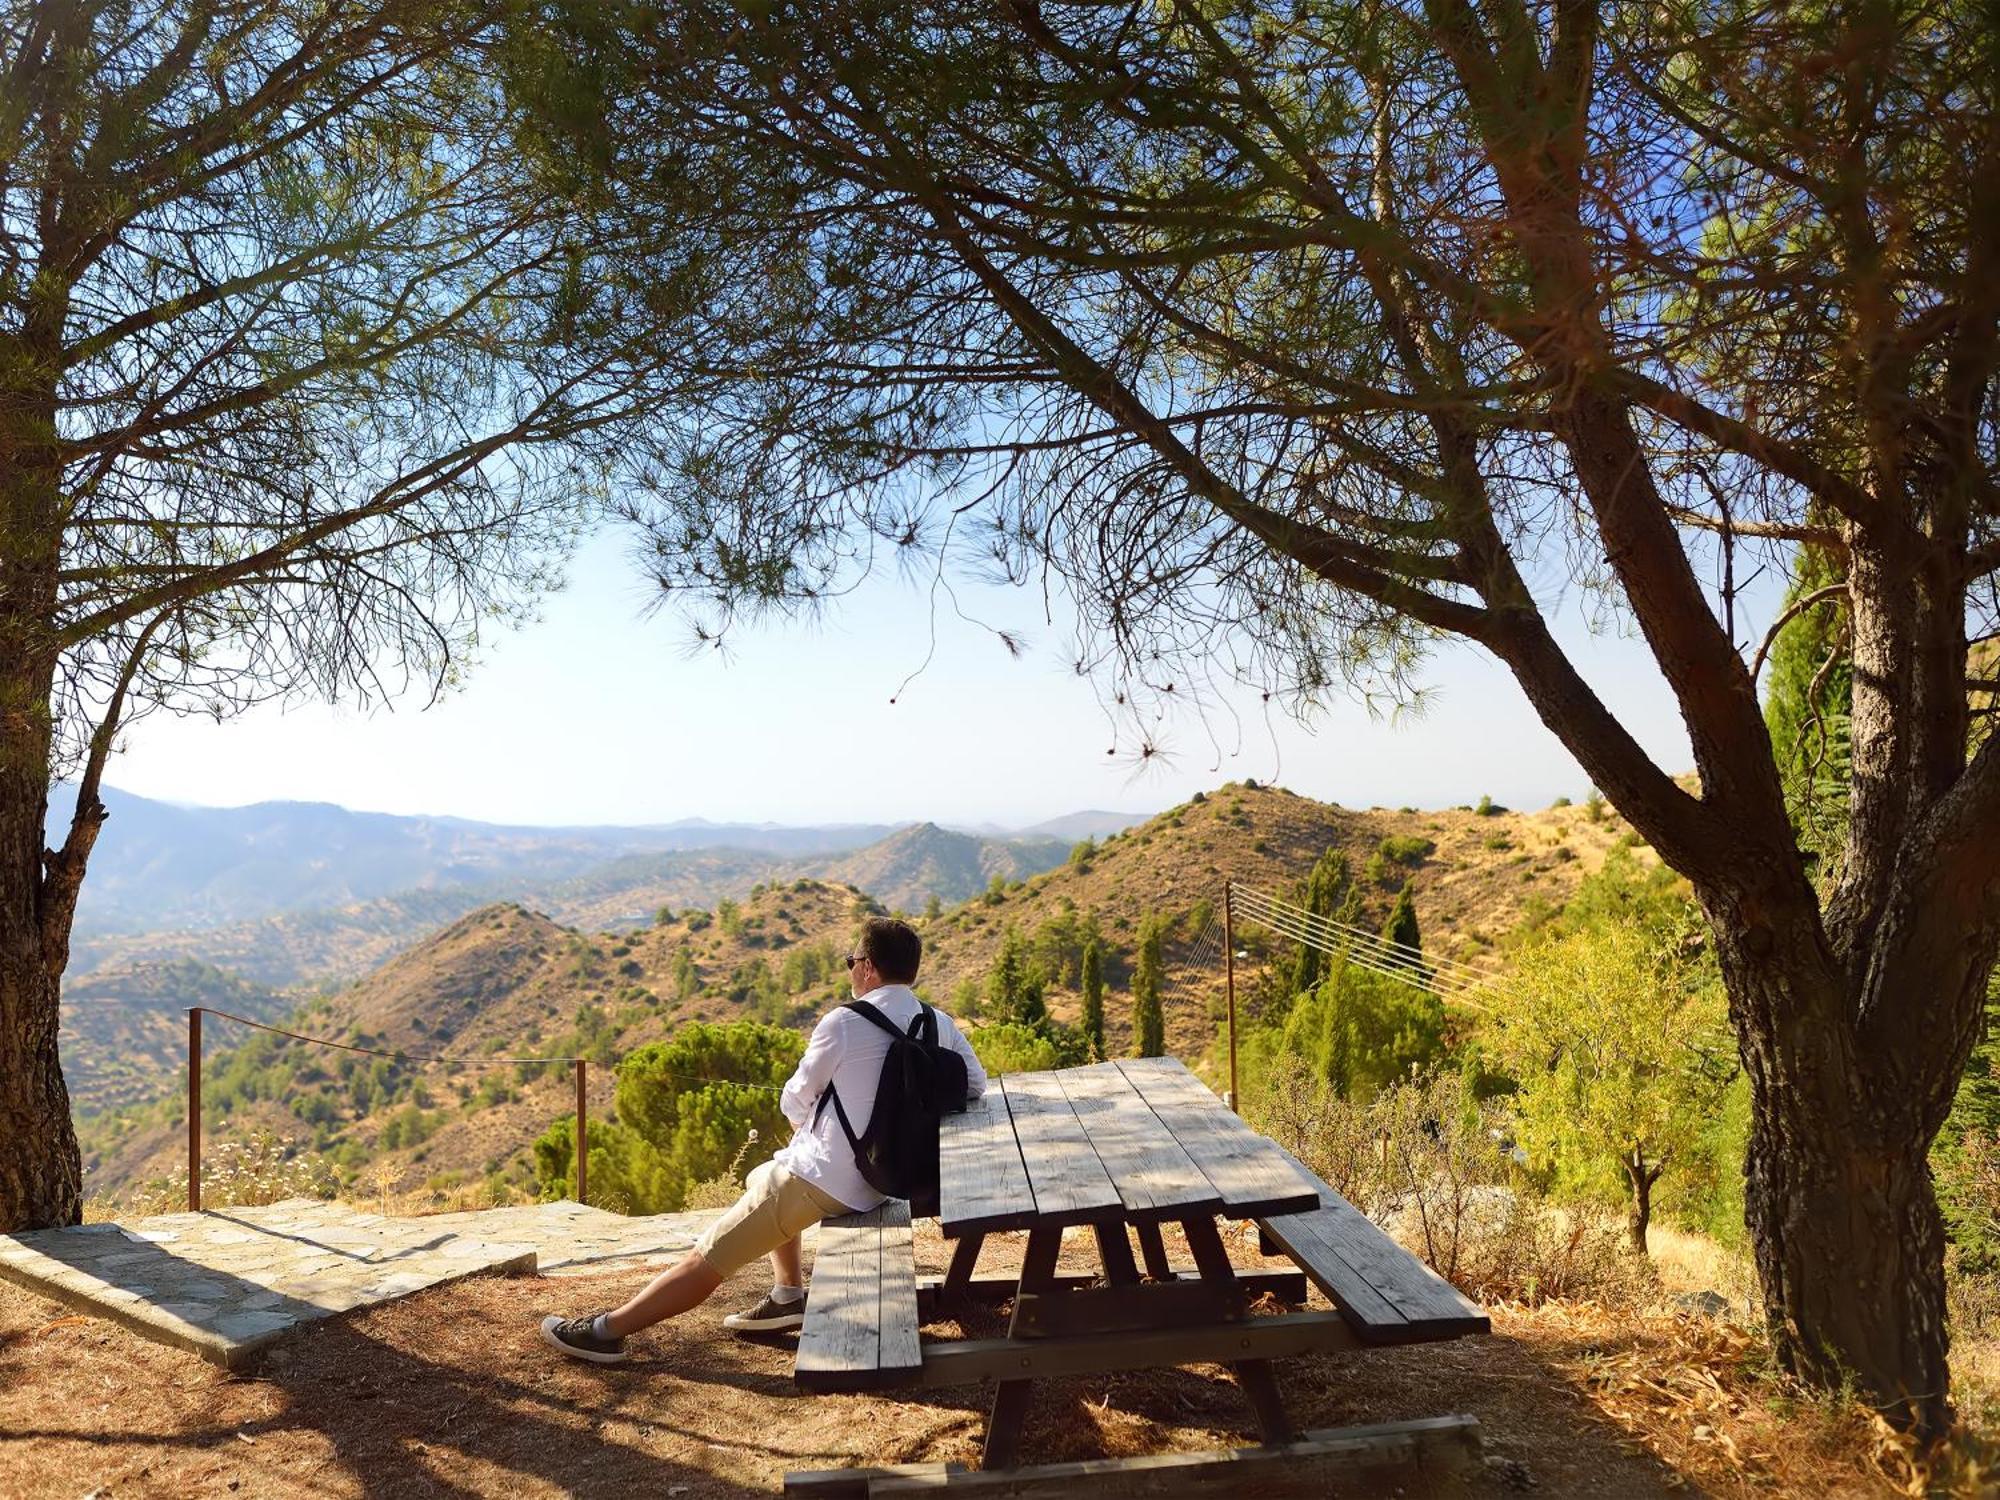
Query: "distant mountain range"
46 784 1150 939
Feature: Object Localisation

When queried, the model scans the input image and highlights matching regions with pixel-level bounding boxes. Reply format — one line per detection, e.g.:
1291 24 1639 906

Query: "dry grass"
7 1216 1989 1499
1508 1297 2000 1498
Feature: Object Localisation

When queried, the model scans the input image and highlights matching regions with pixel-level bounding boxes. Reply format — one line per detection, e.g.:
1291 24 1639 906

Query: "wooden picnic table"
788 1057 1490 1497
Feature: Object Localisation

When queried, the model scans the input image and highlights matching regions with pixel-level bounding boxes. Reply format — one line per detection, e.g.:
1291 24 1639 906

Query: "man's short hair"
860 916 922 984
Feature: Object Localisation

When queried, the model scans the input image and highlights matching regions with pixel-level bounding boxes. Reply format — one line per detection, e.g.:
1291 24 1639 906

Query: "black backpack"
813 1000 970 1215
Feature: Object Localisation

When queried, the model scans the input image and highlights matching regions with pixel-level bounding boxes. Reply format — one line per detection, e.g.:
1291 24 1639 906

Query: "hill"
75 781 1644 1205
809 822 1070 912
61 961 293 1117
913 781 1642 1057
76 882 874 1199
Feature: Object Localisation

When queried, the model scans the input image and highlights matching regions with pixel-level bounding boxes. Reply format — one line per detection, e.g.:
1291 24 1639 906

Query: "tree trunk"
1744 1059 1949 1438
1624 1154 1655 1257
0 948 80 1229
0 676 80 1230
1715 898 1988 1443
1 296 82 1230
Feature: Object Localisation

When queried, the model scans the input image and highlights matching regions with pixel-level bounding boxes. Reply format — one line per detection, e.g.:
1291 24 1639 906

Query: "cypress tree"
1382 880 1424 981
1132 915 1166 1057
1081 940 1105 1061
987 926 1028 1019
1762 537 1853 877
1290 848 1351 996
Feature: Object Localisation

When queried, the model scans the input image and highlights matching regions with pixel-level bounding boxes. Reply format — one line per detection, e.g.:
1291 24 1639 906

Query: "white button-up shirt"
772 984 989 1212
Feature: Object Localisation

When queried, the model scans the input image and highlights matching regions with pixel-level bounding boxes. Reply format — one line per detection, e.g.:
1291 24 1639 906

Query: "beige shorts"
692 1158 849 1279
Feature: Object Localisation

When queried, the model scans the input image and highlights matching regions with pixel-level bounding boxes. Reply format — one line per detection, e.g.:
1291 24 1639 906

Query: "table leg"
941 1233 984 1302
1180 1216 1298 1445
1092 1221 1141 1286
984 1225 1062 1470
1134 1220 1172 1280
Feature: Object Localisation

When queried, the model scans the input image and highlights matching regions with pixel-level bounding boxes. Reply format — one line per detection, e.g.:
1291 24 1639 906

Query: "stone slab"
0 1199 534 1370
0 1198 730 1368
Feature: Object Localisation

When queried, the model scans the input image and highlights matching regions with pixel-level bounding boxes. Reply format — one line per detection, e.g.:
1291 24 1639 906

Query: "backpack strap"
840 999 905 1040
810 1000 909 1133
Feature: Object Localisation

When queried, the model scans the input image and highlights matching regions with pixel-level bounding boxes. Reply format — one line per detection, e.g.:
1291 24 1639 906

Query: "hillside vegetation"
61 961 291 1115
75 781 1638 1204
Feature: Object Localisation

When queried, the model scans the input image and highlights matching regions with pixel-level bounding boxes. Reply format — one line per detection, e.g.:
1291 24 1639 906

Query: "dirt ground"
0 1223 1899 1499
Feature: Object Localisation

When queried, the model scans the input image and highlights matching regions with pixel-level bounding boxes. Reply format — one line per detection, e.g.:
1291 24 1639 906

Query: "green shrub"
971 1022 1062 1075
533 1021 802 1213
1377 834 1433 867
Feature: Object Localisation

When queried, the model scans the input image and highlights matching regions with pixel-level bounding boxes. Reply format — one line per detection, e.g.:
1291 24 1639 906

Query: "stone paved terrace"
0 1198 722 1370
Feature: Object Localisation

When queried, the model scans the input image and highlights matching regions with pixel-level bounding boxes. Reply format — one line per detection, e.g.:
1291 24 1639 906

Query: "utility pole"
1224 883 1238 1114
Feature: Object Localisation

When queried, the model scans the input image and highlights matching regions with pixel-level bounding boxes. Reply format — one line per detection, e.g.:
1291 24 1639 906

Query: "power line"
1227 889 1503 1014
1231 884 1502 991
1230 884 1512 997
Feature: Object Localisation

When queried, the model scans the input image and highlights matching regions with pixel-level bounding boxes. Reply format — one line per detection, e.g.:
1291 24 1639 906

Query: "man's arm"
780 1011 847 1127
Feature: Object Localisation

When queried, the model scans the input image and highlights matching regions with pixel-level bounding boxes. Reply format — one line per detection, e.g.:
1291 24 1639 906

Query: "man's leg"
601 1253 724 1338
770 1232 803 1292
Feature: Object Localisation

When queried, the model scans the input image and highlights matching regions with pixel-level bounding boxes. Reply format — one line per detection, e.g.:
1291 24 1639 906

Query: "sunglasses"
844 953 865 970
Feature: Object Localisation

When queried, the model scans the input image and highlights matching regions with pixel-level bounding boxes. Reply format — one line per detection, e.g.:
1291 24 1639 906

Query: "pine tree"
1132 915 1166 1058
1080 940 1106 1061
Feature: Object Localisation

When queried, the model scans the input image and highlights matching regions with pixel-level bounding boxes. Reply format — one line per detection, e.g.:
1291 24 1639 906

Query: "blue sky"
107 527 1730 829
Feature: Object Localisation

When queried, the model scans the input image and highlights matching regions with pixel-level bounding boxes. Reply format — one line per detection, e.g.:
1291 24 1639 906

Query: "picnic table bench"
787 1057 1488 1496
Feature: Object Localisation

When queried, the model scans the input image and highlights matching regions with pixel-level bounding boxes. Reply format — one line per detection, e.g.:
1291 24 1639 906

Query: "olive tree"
529 0 1994 1433
1496 923 1733 1254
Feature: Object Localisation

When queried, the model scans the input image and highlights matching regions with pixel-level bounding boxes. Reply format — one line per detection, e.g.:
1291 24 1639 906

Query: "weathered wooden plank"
797 1210 883 1389
783 1461 959 1498
1010 1279 1244 1338
985 1225 1062 1470
916 1308 1360 1388
917 1269 1307 1318
1113 1058 1318 1218
797 1204 925 1391
877 1198 922 1373
1256 1146 1489 1344
938 1081 1038 1237
999 1070 1123 1226
860 1416 1482 1495
1055 1063 1222 1222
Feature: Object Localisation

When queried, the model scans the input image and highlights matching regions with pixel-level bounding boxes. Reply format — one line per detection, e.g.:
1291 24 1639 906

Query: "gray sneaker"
540 1312 628 1364
722 1291 807 1332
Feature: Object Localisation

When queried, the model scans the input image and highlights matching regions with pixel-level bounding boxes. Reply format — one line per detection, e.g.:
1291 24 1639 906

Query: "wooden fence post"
187 1008 202 1212
1224 884 1239 1114
574 1058 588 1205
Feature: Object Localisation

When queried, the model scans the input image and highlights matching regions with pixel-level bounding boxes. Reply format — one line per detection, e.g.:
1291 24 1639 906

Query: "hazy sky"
107 526 1747 829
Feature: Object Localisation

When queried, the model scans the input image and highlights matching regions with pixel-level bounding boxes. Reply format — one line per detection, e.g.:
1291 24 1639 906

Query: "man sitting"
540 915 986 1362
